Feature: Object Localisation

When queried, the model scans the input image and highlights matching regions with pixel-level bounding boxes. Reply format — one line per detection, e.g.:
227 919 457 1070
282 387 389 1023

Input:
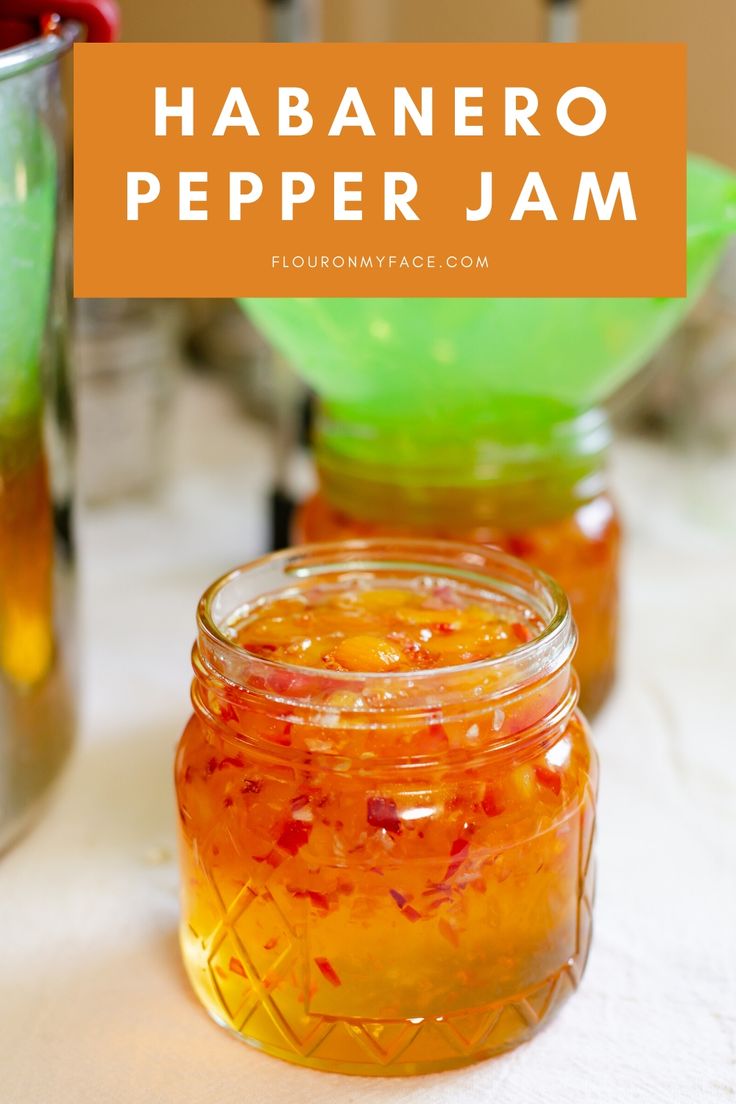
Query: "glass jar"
175 539 597 1075
0 23 79 852
297 407 621 717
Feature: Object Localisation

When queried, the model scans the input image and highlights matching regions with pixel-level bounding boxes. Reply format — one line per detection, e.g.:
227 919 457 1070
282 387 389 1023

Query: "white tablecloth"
2 377 735 1103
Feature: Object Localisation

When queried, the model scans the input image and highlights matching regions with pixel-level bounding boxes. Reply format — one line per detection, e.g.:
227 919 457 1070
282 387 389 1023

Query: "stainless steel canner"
0 21 79 852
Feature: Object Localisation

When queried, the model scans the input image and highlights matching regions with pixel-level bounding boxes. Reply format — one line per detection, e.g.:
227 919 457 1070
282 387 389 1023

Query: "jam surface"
230 580 542 673
177 569 596 1075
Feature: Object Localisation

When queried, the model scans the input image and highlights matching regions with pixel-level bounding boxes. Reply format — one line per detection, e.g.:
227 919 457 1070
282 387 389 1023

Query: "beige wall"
116 0 735 167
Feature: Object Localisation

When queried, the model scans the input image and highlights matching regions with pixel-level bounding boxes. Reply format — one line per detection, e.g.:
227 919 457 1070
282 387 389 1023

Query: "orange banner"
73 42 686 297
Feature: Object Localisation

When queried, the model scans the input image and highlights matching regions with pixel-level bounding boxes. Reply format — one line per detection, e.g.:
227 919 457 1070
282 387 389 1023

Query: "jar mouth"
0 23 81 81
196 538 575 712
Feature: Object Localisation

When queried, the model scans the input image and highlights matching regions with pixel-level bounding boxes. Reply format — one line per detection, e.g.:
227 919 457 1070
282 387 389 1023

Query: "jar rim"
0 23 81 81
196 538 575 711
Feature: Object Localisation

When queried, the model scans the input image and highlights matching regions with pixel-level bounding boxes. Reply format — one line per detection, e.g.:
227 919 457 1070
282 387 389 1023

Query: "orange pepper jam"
175 540 597 1076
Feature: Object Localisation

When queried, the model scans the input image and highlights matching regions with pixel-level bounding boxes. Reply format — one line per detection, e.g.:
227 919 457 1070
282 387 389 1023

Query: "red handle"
0 0 120 42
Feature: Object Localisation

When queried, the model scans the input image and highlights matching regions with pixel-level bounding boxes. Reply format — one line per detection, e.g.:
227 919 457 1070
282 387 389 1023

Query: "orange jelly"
175 540 597 1075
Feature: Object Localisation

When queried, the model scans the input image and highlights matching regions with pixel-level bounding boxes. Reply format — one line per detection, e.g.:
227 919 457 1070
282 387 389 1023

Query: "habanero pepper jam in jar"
175 540 597 1076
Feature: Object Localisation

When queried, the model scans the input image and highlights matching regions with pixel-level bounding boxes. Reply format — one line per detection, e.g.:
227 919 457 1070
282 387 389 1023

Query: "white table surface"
2 375 735 1103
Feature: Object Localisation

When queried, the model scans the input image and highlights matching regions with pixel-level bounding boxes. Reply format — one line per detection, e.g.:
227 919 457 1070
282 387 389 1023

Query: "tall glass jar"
297 408 621 716
0 24 78 851
175 540 597 1075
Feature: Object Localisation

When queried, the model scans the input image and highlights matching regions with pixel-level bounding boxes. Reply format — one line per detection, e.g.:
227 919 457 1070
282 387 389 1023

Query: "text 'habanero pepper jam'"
175 539 597 1076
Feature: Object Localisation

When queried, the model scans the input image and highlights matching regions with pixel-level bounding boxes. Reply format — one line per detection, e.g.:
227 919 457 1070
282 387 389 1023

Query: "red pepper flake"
436 622 455 635
217 702 238 724
229 956 246 978
481 787 504 818
289 888 330 912
314 957 341 987
291 794 310 812
535 765 562 795
276 820 312 855
429 896 452 910
223 796 234 809
263 936 278 951
219 755 245 771
389 888 407 909
506 535 535 558
415 720 450 756
445 837 470 880
367 796 402 835
241 778 262 795
206 756 218 775
403 643 434 667
511 622 533 644
389 889 422 922
271 723 293 747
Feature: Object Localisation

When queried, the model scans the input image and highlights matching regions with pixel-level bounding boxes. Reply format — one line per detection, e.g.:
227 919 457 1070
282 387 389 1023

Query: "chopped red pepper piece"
389 888 422 922
289 888 330 912
219 755 245 770
511 622 532 644
506 535 536 558
535 765 562 795
229 956 246 977
217 702 238 724
314 957 341 987
481 787 503 817
367 796 402 835
276 820 312 855
445 837 470 880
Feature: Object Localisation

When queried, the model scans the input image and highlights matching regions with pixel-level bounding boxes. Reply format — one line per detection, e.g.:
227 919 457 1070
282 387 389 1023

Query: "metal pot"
0 21 79 852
